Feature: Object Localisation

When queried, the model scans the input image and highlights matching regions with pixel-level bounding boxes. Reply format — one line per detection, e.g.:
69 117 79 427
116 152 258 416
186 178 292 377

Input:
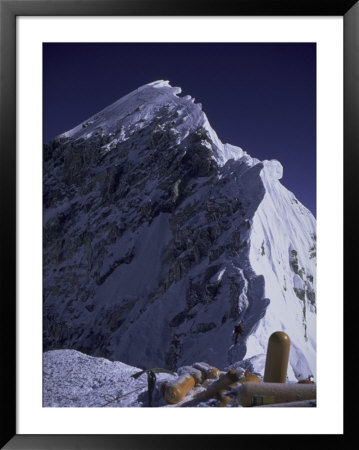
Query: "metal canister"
165 374 196 404
238 382 316 407
263 331 291 383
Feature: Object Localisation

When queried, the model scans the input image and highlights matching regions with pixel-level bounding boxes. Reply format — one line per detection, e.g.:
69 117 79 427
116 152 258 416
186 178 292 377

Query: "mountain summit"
43 81 316 380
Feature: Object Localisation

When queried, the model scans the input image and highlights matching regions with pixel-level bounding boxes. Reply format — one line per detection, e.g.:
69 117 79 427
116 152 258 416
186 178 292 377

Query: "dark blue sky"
43 43 316 216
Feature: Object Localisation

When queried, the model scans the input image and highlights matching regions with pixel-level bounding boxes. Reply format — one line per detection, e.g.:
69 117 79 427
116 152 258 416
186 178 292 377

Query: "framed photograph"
1 0 356 448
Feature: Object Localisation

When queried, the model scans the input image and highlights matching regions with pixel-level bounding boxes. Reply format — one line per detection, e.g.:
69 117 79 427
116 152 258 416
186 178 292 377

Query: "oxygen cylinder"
263 331 291 383
238 371 261 383
192 362 221 379
238 382 316 407
165 374 196 404
216 372 260 407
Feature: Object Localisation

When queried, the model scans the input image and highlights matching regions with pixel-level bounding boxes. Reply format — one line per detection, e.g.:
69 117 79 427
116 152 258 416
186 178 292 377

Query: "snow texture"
43 349 177 407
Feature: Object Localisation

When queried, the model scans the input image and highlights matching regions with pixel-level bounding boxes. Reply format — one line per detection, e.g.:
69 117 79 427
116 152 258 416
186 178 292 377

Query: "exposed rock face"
43 80 316 378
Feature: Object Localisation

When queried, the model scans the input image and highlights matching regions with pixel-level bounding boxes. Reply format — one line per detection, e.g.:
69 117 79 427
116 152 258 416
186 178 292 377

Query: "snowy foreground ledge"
43 349 313 408
43 349 150 407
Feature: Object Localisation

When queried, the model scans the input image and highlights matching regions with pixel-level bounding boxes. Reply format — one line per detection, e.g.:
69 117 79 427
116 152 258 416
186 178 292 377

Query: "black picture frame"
1 0 356 448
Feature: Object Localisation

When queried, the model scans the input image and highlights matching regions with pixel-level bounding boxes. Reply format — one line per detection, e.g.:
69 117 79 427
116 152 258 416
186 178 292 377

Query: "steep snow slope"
43 80 316 379
247 160 316 379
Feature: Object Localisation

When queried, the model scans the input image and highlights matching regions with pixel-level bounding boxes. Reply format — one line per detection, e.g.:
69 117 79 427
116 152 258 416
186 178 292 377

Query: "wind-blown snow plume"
43 80 316 380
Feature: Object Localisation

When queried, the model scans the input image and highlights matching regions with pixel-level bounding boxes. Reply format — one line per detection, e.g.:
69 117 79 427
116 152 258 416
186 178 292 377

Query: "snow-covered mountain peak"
62 80 199 142
146 79 182 93
59 80 247 168
44 81 316 381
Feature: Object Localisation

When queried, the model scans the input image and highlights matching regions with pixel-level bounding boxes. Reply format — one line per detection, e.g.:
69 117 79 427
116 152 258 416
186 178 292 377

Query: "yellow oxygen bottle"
263 331 291 383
